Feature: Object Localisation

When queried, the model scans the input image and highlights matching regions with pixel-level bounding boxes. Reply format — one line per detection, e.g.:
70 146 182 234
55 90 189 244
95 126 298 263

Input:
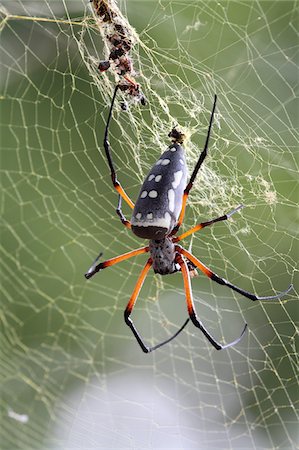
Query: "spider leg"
116 194 131 229
174 204 244 243
85 245 149 279
104 85 135 209
176 254 247 350
171 95 217 235
124 258 190 353
176 245 293 301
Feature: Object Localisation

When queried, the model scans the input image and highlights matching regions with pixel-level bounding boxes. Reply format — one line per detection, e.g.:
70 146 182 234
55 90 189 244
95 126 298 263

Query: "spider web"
1 1 298 449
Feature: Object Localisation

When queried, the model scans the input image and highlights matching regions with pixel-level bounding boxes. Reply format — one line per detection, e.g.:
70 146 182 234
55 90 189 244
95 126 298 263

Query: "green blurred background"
1 1 298 449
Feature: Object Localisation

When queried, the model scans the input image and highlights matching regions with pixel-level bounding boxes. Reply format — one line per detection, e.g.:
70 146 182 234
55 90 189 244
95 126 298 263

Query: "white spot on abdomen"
170 146 176 152
147 212 153 219
149 190 158 198
135 213 142 219
168 189 175 212
164 211 171 223
172 170 183 189
140 191 148 198
148 174 155 181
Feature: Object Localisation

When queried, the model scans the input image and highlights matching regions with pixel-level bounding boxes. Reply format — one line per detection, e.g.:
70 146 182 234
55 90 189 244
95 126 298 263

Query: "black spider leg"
103 84 135 210
171 94 218 235
176 245 293 301
116 194 131 229
125 316 190 354
176 253 247 350
124 258 190 353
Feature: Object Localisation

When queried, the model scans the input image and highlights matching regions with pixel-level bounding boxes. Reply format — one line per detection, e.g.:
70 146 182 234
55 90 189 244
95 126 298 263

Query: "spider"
85 85 292 353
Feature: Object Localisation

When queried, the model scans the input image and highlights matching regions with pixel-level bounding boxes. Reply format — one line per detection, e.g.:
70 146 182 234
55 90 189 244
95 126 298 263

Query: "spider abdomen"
131 143 187 240
149 238 177 275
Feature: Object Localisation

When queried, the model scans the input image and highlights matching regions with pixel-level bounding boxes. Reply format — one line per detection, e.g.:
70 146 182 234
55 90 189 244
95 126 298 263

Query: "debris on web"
90 0 146 108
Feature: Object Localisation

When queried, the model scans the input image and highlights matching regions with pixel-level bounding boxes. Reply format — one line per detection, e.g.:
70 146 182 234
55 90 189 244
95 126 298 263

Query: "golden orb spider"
85 85 292 353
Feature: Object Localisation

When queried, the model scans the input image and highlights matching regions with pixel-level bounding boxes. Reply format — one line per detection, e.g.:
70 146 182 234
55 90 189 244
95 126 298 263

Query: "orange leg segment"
176 254 195 316
173 205 244 243
173 221 205 243
115 182 134 209
125 258 153 316
85 246 149 279
170 191 189 235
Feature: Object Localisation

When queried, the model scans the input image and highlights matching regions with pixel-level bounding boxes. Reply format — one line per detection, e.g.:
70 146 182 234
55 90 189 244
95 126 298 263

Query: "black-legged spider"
85 85 292 353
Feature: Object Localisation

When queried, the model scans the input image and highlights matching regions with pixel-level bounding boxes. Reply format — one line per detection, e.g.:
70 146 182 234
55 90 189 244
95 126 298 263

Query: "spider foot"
266 283 293 300
189 311 247 351
85 251 104 279
226 204 245 218
220 322 248 350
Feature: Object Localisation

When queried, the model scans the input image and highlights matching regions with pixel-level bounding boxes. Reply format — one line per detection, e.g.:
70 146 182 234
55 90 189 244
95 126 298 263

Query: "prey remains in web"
90 0 145 109
85 85 292 354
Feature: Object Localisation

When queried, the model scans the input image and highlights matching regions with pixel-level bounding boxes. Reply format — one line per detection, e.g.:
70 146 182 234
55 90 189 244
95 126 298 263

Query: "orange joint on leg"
123 220 132 229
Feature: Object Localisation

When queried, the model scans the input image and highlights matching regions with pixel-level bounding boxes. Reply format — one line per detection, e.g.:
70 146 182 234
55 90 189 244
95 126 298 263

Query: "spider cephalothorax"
149 238 178 275
85 84 292 353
